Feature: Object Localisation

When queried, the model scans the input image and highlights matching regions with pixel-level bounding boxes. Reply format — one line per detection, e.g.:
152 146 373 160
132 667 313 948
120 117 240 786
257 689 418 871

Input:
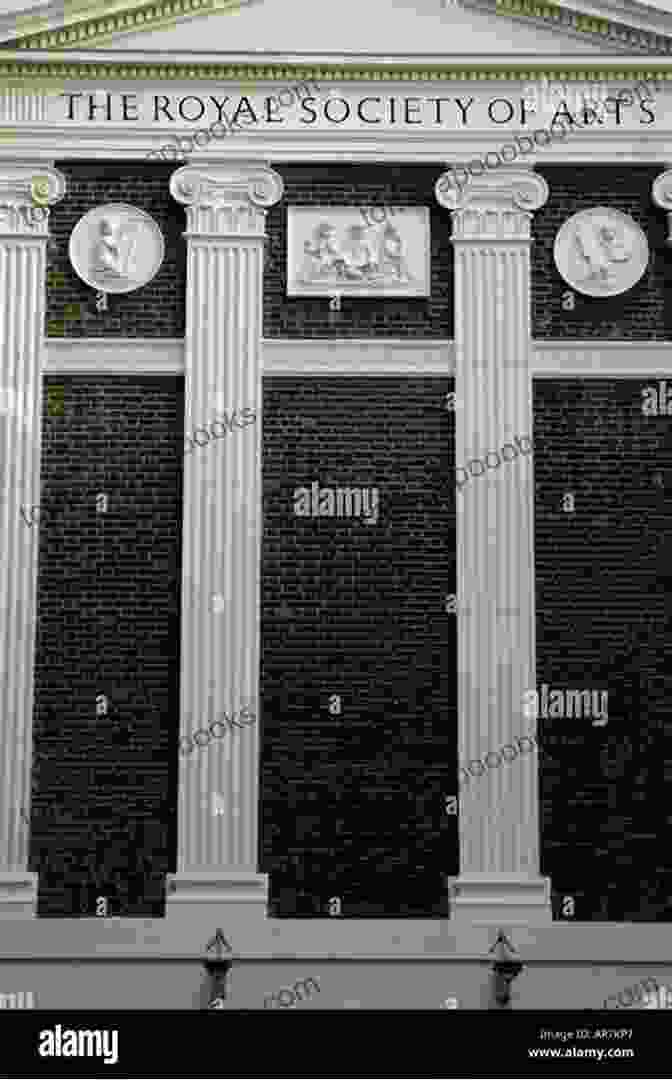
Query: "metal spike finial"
206 928 232 960
489 929 518 958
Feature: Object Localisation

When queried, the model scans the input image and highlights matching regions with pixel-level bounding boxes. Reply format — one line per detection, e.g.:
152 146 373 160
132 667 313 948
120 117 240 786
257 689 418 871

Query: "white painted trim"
45 338 184 373
0 70 669 162
532 340 672 374
43 338 672 376
0 915 671 961
4 126 672 163
549 0 672 39
0 0 260 45
2 48 669 65
262 339 454 375
45 337 454 375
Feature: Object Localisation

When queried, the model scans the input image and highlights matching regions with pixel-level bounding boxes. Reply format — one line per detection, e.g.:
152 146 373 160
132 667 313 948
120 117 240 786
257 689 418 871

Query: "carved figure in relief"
92 217 138 283
574 220 633 286
299 217 412 285
301 222 343 278
380 222 407 279
341 224 378 278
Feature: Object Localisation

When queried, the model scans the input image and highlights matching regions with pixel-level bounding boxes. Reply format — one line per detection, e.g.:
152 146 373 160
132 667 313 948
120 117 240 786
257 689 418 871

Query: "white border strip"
44 338 672 376
262 339 454 375
533 340 672 375
44 338 456 375
44 337 184 373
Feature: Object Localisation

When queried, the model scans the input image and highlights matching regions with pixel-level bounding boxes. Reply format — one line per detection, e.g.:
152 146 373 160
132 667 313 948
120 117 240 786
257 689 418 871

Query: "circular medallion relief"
69 203 165 294
553 207 649 298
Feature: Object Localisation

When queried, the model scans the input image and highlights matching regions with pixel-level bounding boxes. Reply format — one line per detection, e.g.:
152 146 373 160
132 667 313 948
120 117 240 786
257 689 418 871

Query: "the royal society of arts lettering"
57 92 657 129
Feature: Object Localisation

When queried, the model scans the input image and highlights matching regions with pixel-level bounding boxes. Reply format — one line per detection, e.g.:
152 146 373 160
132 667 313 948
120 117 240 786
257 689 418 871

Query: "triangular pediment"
0 0 651 54
74 0 611 54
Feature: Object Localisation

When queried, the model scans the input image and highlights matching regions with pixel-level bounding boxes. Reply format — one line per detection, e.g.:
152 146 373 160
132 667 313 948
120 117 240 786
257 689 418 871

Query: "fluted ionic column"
166 163 284 928
436 167 552 924
0 164 66 917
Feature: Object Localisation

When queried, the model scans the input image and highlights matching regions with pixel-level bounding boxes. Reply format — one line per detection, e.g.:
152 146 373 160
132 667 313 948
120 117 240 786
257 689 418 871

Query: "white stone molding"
533 340 672 374
262 339 455 376
439 166 552 925
1 909 672 962
43 338 672 377
45 338 185 373
166 161 284 934
4 123 672 165
0 162 65 917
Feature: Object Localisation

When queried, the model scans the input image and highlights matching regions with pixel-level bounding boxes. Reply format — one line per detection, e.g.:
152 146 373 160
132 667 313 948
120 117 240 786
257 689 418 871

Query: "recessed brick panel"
31 376 184 917
264 164 453 339
534 378 672 921
532 165 670 340
260 377 455 917
46 162 186 339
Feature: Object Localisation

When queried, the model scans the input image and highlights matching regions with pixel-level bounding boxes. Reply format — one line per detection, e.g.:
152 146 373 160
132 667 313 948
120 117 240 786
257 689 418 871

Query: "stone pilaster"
0 164 66 917
166 162 284 929
436 167 552 924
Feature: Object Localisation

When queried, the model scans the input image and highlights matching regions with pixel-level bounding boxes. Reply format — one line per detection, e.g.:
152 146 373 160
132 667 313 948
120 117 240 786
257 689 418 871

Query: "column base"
165 871 269 931
0 872 38 918
448 874 553 925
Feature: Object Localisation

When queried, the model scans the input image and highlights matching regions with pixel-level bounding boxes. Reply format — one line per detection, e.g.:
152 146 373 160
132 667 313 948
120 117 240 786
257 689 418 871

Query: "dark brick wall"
534 378 672 921
46 163 186 339
264 164 452 339
260 378 455 917
532 165 670 340
31 376 184 917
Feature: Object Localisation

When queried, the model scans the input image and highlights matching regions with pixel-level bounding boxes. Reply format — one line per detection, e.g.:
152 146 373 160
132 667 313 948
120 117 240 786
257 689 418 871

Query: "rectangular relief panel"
287 206 430 298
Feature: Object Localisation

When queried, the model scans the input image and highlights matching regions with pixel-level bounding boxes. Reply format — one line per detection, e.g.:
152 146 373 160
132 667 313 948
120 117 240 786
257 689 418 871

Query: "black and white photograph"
0 0 671 1074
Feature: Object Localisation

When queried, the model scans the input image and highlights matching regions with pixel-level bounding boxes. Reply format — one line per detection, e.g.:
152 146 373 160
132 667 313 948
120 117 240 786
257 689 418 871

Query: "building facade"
0 0 671 1010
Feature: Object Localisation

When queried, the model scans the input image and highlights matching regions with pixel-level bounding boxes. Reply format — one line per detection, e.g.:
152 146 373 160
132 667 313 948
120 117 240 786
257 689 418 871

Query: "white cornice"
0 0 260 48
549 0 672 36
3 127 672 163
467 0 672 54
4 46 672 65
